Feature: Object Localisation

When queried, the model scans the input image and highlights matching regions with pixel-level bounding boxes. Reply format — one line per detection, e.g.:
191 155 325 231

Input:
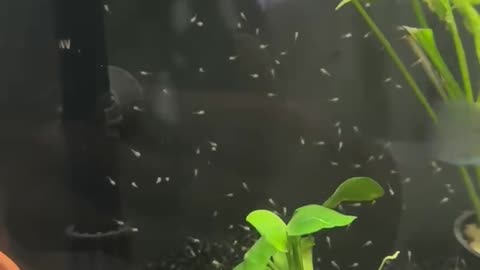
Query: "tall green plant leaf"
424 0 474 100
423 0 452 22
323 177 385 208
287 205 356 236
403 26 463 99
405 33 448 100
452 0 480 72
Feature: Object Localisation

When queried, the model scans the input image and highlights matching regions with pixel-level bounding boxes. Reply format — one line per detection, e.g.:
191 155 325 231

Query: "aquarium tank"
2 0 480 269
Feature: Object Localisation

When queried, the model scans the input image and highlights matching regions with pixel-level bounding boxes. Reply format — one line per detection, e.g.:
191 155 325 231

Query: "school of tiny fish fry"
93 2 458 269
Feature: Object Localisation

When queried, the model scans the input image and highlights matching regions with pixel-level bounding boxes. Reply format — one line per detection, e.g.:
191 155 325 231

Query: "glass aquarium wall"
1 0 480 270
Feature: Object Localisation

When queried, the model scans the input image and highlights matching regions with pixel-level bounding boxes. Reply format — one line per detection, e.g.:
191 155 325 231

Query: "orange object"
0 252 19 270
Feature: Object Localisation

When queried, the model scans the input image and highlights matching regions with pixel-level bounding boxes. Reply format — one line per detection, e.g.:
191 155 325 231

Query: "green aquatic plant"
336 0 480 225
377 251 401 270
233 177 385 270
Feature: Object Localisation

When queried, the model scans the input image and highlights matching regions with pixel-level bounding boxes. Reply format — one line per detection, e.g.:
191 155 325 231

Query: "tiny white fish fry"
107 176 116 186
268 198 276 207
242 182 250 192
193 110 205 115
139 70 152 76
190 14 197 23
130 148 141 158
114 219 125 226
320 68 332 77
331 260 340 270
259 44 269 49
440 197 449 204
363 240 373 247
329 97 340 102
240 12 247 21
300 136 305 145
388 183 395 196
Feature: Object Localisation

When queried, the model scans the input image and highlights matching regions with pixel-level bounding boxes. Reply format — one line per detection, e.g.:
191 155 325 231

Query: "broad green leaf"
402 26 463 99
287 205 356 236
323 177 385 208
246 210 288 252
235 237 277 270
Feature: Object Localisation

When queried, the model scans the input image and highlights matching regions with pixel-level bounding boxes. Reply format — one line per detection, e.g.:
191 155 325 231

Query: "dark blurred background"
0 0 475 269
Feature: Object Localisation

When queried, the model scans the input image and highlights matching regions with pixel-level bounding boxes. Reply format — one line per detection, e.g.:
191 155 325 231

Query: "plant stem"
352 0 438 123
474 166 480 197
287 236 304 270
268 261 281 270
447 6 474 102
377 251 400 270
412 0 429 29
459 167 480 225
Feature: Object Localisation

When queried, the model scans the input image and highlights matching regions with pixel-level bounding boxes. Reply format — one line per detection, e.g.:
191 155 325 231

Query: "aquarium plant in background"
233 177 386 270
336 0 480 264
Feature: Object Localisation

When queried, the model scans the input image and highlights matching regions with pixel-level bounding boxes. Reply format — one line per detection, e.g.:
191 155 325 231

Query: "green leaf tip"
323 177 385 209
336 0 353 10
287 205 357 236
246 210 288 252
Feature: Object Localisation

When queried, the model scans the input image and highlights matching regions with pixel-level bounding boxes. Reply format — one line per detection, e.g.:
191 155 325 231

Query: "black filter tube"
52 0 132 269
